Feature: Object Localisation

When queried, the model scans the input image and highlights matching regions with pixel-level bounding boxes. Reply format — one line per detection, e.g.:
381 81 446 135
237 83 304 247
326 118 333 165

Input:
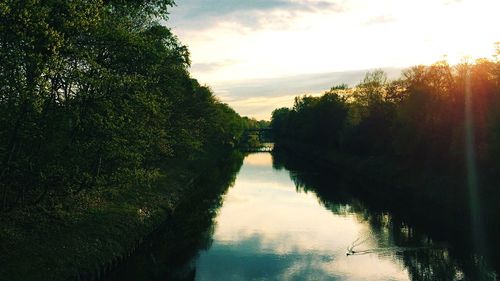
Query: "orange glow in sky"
169 0 499 119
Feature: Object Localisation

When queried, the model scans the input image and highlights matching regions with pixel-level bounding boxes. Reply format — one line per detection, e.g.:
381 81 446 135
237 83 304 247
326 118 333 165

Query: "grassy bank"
0 151 243 281
103 151 245 281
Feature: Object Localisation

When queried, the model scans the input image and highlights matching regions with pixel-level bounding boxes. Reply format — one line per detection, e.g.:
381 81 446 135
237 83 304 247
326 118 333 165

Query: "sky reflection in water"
194 153 410 281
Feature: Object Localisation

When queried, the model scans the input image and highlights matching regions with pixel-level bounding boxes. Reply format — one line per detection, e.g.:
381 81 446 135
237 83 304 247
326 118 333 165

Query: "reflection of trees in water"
104 153 244 281
272 149 497 281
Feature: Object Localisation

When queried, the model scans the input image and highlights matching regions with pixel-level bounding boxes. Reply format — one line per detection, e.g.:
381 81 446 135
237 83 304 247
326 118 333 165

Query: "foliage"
0 0 247 212
271 54 500 206
272 91 349 148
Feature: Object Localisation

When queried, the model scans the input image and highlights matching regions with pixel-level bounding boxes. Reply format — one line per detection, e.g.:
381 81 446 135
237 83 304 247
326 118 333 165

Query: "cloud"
197 234 341 281
216 67 403 100
364 15 396 25
169 0 344 31
175 0 341 18
443 0 464 5
167 0 499 120
228 95 300 120
214 67 404 119
190 59 240 73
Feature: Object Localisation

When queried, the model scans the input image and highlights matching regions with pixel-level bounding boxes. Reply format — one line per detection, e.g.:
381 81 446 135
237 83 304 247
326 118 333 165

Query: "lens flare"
464 65 485 257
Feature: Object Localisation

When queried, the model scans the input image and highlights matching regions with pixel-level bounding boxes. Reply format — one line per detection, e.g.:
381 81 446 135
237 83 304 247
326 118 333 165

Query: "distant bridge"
243 128 273 143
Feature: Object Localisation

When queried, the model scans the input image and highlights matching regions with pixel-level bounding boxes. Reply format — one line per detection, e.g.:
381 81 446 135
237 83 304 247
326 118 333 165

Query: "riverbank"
0 151 244 281
103 152 245 281
273 141 500 274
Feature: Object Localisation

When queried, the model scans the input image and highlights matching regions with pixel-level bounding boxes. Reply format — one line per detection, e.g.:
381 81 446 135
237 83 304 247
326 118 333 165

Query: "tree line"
0 0 251 212
271 52 500 209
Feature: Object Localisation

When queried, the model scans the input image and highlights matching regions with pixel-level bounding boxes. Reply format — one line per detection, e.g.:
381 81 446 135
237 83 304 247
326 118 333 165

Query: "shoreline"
0 151 244 281
272 141 500 273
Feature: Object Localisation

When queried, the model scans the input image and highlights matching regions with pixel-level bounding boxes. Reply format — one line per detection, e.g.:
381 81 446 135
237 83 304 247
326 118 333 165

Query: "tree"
0 0 247 212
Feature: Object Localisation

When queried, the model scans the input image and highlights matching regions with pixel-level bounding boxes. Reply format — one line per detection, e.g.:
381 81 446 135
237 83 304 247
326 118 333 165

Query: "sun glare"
176 0 499 87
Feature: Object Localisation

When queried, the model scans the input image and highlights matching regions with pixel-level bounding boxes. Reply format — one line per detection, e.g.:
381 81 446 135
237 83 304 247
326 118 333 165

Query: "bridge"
240 128 274 152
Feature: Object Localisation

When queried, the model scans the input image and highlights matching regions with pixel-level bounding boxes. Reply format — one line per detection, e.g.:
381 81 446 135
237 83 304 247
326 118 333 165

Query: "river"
104 152 497 281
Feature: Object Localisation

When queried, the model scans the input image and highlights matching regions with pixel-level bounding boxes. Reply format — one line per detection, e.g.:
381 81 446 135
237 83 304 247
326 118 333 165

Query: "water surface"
105 152 497 281
195 153 415 281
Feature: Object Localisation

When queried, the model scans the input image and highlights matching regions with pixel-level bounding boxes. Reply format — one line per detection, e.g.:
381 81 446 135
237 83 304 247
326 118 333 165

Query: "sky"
167 0 499 120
